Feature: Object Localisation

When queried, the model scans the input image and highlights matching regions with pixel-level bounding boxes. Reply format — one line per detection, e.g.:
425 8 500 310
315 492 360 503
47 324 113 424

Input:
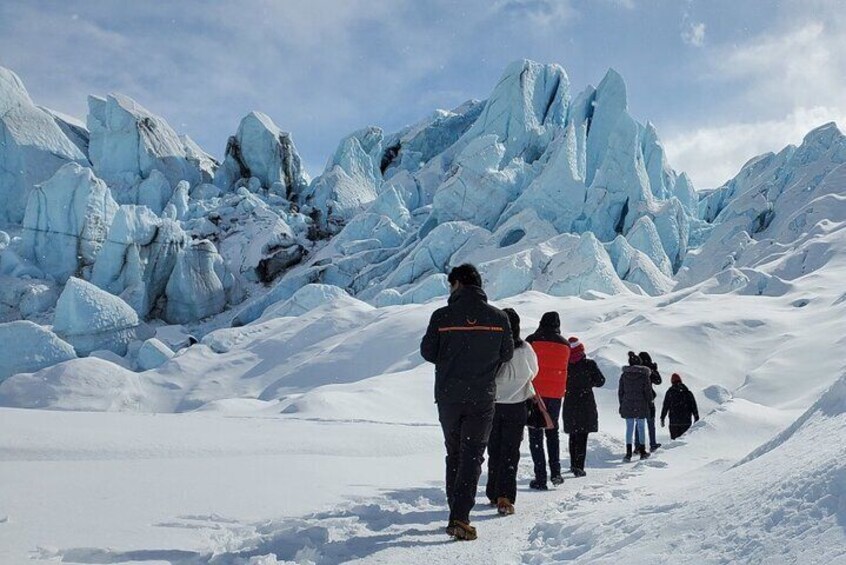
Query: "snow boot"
497 497 515 516
451 520 477 541
529 479 549 491
624 444 633 462
573 468 587 478
639 445 650 460
550 475 564 486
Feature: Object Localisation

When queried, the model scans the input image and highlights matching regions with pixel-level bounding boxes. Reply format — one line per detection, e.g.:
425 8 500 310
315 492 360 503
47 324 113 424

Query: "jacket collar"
448 285 488 305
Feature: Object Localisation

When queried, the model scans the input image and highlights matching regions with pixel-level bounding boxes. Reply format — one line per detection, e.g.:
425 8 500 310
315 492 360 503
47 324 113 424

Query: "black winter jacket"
562 358 605 434
661 383 700 426
618 365 653 418
420 286 513 404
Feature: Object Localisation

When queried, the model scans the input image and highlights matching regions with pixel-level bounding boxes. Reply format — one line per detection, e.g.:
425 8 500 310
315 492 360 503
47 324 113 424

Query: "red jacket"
529 340 570 398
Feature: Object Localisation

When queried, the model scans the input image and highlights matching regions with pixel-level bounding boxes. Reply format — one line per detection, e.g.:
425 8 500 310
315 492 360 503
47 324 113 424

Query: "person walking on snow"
485 308 538 516
420 263 513 541
561 337 606 477
619 352 652 461
661 373 700 440
526 311 570 489
633 351 662 452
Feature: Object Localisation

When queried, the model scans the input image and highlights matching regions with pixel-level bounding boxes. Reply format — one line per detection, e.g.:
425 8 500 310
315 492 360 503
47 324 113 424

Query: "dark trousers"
438 401 495 524
486 402 528 504
568 432 589 471
528 397 562 481
634 403 659 448
670 423 691 440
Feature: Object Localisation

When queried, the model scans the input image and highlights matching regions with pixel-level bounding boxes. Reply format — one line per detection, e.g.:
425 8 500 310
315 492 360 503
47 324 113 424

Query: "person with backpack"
661 373 700 439
633 351 662 452
420 263 513 541
485 308 538 516
618 352 652 461
526 312 570 489
561 337 605 477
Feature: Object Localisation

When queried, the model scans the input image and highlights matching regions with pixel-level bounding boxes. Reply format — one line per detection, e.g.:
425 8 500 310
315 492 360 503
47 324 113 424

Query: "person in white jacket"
485 308 539 515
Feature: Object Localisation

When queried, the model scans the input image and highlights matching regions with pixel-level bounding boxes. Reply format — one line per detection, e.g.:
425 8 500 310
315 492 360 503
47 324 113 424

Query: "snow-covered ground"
2 237 845 563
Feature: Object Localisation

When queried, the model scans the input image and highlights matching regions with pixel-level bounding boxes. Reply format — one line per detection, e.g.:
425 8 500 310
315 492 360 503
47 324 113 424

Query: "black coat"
562 358 605 434
618 365 653 418
420 286 513 404
661 383 700 426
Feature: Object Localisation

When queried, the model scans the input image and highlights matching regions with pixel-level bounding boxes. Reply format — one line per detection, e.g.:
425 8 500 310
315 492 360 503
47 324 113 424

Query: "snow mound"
53 277 147 356
0 320 76 382
259 284 350 321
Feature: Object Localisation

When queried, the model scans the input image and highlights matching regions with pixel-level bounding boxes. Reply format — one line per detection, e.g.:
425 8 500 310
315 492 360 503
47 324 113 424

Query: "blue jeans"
625 418 646 445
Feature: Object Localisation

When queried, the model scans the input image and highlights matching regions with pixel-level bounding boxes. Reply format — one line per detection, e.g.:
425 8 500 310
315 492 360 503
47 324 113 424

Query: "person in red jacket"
526 311 570 489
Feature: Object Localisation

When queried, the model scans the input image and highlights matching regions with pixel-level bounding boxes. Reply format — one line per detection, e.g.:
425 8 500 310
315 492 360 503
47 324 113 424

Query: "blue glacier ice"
0 66 88 225
626 216 673 277
136 338 174 371
164 239 227 324
21 163 118 282
0 320 76 382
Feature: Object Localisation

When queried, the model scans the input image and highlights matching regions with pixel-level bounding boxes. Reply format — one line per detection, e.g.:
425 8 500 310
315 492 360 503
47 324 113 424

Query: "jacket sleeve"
618 375 625 410
499 315 514 364
420 312 440 363
643 376 653 405
661 391 670 421
689 391 700 421
590 360 606 388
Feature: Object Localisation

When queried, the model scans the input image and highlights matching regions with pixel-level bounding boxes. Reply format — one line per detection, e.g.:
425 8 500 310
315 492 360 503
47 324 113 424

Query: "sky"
1 0 844 189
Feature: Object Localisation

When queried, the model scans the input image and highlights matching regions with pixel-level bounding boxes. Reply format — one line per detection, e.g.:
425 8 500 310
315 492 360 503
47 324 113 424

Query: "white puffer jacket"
494 343 538 404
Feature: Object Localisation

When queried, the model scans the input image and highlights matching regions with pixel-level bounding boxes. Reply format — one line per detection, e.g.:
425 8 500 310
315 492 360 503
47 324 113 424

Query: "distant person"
485 308 538 516
420 263 513 541
661 373 700 439
526 311 570 489
619 352 652 461
561 337 605 477
633 351 662 452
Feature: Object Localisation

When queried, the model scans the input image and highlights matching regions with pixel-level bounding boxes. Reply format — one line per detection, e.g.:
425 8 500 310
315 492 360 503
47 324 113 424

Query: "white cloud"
664 107 846 189
681 20 706 47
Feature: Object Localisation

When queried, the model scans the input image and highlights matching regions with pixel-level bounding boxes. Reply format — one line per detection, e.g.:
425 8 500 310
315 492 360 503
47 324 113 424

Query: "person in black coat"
561 337 605 477
661 373 700 440
618 352 652 461
633 351 662 452
420 263 513 541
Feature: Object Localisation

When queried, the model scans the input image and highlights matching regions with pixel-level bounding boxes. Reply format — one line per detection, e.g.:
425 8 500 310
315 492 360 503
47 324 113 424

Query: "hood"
538 311 561 331
622 365 651 379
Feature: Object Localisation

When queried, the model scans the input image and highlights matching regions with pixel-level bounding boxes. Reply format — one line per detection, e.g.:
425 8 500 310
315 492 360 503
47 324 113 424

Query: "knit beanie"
671 373 682 385
568 336 585 362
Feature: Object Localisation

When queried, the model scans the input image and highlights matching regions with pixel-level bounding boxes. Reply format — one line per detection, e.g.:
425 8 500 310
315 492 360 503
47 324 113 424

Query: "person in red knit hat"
561 336 606 477
526 311 570 489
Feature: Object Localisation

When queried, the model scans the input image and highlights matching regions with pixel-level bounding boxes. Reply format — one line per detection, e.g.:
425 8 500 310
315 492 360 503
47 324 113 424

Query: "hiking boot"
550 475 564 486
650 443 662 452
451 520 477 541
639 445 650 460
529 479 549 491
445 520 456 536
573 468 587 478
624 444 633 462
496 497 515 516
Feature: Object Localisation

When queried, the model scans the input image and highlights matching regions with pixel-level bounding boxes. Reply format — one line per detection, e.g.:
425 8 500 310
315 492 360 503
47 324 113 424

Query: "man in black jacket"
420 264 513 541
661 373 700 439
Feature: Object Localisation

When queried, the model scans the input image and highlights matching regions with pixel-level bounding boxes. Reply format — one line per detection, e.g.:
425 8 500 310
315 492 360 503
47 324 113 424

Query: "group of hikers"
420 264 700 541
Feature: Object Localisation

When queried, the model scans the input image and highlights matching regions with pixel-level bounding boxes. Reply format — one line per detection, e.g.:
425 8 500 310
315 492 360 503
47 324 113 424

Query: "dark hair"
638 351 656 370
628 351 642 366
503 308 523 348
448 263 483 288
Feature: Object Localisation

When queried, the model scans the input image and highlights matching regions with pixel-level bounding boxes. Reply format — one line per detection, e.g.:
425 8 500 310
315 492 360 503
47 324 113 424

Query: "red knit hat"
568 336 585 359
671 373 682 384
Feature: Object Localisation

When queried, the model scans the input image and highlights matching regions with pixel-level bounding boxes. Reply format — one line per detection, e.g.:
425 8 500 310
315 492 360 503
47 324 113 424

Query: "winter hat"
628 351 642 366
568 336 585 363
671 373 682 385
538 311 561 331
503 308 523 348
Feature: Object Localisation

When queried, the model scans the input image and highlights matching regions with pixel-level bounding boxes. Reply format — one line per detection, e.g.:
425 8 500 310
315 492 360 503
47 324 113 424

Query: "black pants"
438 401 495 524
568 432 589 471
528 397 562 481
670 423 691 440
486 402 528 504
634 403 658 448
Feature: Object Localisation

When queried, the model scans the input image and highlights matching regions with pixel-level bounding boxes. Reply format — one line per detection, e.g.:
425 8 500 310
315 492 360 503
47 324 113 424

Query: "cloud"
681 19 706 47
664 107 846 189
